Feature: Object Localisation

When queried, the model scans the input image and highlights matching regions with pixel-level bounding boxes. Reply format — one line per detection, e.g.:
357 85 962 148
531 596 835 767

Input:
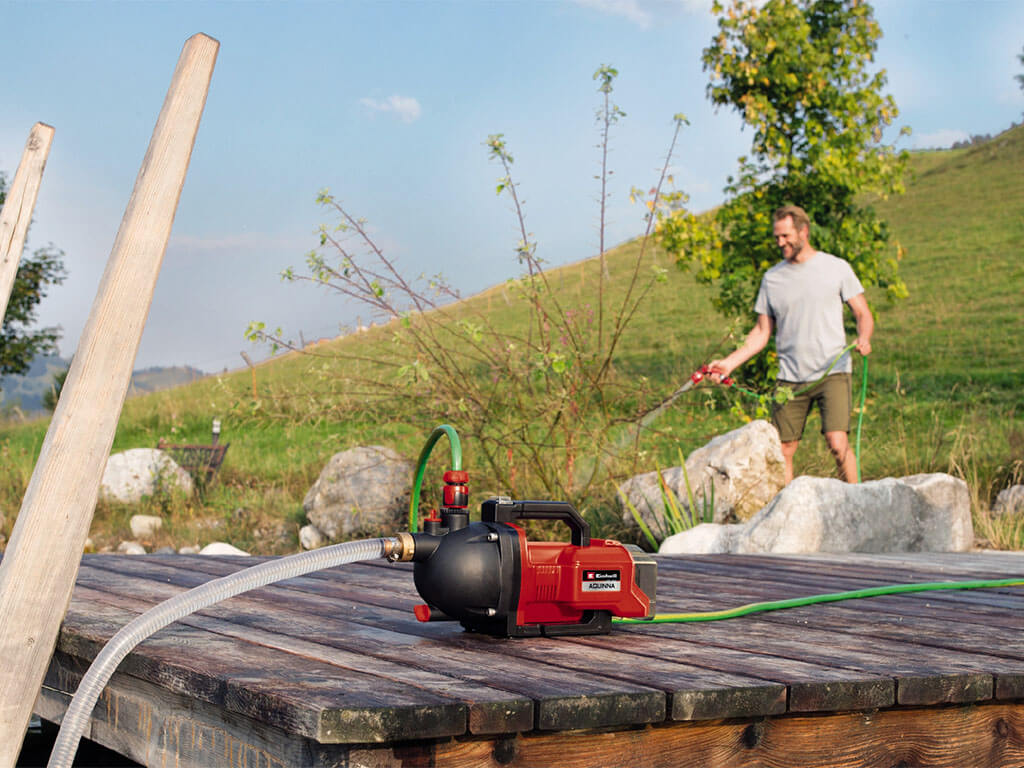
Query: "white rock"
994 485 1024 515
178 545 201 555
734 474 972 554
101 448 193 504
658 473 973 555
130 514 163 539
199 542 250 556
659 523 746 555
117 540 147 555
299 524 328 550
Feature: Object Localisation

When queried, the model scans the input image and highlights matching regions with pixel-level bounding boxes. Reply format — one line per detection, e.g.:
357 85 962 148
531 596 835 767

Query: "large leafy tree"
660 0 908 384
0 172 67 377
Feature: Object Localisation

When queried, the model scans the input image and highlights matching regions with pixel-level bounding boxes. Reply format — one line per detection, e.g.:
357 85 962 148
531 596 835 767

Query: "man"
708 205 873 484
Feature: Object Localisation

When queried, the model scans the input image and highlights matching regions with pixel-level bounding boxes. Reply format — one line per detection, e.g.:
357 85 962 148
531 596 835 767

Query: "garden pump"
390 484 657 637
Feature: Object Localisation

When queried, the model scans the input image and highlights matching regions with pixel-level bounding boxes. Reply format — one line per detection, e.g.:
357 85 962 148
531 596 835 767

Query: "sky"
2 0 1022 374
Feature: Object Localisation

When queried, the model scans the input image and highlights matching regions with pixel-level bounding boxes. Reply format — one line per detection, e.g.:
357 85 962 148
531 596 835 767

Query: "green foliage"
619 447 715 550
660 0 909 390
41 363 69 412
1017 45 1024 93
0 172 68 379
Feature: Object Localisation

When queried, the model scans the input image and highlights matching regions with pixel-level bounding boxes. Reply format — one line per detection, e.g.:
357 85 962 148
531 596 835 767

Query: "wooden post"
0 123 55 320
0 34 218 767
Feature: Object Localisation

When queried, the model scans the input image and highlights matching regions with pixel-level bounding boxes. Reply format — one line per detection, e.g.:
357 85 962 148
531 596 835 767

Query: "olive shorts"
772 373 852 443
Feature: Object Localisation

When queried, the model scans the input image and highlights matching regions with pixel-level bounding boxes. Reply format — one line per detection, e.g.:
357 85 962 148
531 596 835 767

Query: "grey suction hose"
47 537 395 768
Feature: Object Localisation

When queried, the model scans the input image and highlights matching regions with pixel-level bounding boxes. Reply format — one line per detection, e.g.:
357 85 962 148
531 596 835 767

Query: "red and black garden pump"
389 458 657 637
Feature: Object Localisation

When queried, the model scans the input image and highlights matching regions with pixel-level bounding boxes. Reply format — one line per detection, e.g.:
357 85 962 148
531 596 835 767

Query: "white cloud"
574 0 710 28
359 95 422 123
911 129 969 150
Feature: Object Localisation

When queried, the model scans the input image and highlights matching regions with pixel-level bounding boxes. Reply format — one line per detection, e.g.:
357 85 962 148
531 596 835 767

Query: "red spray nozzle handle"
694 365 732 387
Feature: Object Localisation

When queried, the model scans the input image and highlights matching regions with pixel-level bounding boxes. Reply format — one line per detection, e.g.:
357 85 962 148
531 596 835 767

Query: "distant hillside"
0 358 206 413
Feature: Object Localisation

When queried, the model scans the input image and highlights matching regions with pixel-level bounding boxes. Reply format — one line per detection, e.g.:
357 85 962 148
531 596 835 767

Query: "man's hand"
706 360 733 384
855 337 872 356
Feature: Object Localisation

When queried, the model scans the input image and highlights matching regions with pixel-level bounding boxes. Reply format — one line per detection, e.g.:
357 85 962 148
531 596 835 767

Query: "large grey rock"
304 445 414 540
994 485 1024 515
101 448 193 504
620 420 785 534
659 473 973 555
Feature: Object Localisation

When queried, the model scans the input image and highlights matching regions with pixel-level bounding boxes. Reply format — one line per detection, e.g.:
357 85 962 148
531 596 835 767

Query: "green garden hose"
613 577 1024 624
409 424 463 532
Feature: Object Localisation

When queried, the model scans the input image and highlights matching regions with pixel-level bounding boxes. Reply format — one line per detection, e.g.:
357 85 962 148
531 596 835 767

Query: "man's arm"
708 313 774 381
847 293 873 356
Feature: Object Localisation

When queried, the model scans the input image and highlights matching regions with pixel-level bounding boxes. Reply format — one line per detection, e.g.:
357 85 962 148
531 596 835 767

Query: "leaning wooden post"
0 123 55 320
0 34 218 767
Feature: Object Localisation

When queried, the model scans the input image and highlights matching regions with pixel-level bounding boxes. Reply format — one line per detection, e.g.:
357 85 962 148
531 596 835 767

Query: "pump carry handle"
481 498 591 547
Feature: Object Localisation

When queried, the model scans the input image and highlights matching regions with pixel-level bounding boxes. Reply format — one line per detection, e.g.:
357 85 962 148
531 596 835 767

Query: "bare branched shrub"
248 68 698 514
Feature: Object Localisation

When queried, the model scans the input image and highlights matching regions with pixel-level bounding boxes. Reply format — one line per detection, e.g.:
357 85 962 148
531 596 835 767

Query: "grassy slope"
0 126 1021 552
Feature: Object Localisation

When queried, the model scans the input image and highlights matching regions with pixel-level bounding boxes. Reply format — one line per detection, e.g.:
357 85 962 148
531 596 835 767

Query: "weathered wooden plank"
54 596 468 743
655 559 1024 632
38 652 354 768
0 34 218 768
327 701 1024 768
0 122 54 320
68 583 535 737
605 619 996 707
70 561 666 734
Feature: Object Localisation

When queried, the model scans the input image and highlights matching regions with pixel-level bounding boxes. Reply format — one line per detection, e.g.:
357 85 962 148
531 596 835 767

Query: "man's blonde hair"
773 205 811 234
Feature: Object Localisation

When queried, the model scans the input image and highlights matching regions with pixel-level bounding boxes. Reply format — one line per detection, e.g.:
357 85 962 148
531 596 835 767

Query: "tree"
1017 45 1024 93
0 172 67 377
659 0 908 387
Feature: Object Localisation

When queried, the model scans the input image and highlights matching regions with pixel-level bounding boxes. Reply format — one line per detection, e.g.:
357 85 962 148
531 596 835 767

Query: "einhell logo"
582 570 621 592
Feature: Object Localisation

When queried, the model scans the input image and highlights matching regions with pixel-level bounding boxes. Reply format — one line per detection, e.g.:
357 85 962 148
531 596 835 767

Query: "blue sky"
2 0 1022 373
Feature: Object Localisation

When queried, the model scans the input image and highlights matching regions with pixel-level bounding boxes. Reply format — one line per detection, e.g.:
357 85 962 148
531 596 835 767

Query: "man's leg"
772 379 811 486
818 373 856 482
824 430 858 482
780 440 800 485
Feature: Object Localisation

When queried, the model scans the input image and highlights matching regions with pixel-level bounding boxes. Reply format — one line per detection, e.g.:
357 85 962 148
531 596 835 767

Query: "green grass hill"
1 124 1022 554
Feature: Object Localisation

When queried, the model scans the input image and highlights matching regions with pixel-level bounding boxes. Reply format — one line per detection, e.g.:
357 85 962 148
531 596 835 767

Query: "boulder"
199 542 249 556
130 514 163 539
620 420 785 534
659 522 746 555
659 473 973 555
117 540 147 555
101 448 193 504
178 545 201 555
299 524 328 550
304 445 414 540
994 485 1024 515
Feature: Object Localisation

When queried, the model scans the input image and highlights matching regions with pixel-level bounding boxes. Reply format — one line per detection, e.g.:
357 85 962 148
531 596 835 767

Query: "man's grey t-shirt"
754 251 864 382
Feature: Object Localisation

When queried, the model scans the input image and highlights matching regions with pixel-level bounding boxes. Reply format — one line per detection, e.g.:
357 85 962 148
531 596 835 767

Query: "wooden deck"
36 550 1024 767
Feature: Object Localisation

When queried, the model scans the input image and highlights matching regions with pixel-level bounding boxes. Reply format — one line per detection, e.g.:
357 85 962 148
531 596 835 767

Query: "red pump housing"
410 497 657 637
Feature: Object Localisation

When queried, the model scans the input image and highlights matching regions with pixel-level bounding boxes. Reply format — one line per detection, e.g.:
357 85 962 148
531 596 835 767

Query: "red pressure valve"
443 470 469 509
